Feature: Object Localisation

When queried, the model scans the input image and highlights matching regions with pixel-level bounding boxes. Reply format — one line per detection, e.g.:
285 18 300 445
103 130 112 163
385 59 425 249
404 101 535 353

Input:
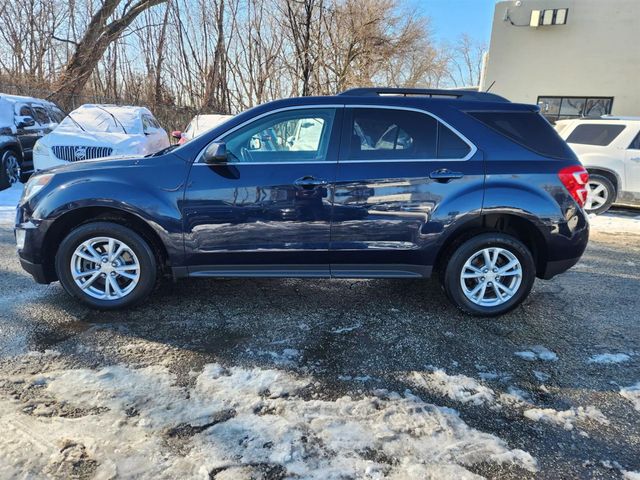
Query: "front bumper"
18 256 50 284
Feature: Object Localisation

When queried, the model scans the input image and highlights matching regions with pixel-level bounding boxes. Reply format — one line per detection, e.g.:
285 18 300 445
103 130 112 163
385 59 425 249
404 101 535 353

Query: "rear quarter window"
469 111 572 159
565 124 626 146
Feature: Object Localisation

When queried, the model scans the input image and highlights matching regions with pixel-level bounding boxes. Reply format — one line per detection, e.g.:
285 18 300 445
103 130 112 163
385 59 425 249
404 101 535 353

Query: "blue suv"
14 88 589 316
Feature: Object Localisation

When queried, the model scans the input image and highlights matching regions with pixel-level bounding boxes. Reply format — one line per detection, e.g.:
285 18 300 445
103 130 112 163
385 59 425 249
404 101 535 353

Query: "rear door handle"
429 169 464 182
294 176 328 188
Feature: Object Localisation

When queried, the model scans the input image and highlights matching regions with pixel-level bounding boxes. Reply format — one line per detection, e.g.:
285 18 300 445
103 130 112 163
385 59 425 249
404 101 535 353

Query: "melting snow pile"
588 353 631 364
523 406 609 431
514 346 558 362
408 369 496 406
620 383 640 412
0 361 538 479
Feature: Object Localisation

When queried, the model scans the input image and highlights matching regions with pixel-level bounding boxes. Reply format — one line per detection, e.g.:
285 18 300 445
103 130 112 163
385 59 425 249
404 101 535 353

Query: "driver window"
222 108 335 163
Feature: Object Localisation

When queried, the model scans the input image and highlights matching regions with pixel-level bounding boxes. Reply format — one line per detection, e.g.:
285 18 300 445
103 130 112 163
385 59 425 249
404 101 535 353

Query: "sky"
409 0 497 46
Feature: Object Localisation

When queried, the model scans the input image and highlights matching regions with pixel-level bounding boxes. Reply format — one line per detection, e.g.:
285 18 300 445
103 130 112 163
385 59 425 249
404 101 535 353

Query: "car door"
14 104 42 160
182 106 342 276
624 129 640 203
330 105 483 278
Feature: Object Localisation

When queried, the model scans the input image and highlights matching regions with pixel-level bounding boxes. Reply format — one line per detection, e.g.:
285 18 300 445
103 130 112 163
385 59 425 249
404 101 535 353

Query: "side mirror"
16 116 35 128
171 130 182 140
202 142 228 164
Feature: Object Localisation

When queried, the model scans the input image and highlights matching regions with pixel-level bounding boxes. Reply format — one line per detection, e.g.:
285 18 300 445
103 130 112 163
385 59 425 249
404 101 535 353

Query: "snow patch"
589 214 640 235
623 470 640 480
532 370 550 382
588 353 631 364
620 383 640 411
514 346 558 362
409 369 496 406
523 406 609 430
0 362 538 478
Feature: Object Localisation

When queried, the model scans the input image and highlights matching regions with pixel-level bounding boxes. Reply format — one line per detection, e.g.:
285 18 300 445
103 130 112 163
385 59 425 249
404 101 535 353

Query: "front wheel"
55 222 157 310
0 149 20 190
442 233 536 317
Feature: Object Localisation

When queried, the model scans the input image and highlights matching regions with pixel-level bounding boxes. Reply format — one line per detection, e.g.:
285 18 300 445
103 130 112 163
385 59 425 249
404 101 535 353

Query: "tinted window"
566 124 626 146
628 132 640 150
222 108 335 163
438 123 471 158
32 106 51 125
18 105 32 117
469 111 571 159
347 108 436 160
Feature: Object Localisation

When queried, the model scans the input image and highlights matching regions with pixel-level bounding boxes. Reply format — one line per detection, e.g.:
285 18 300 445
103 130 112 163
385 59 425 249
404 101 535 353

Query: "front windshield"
57 107 141 134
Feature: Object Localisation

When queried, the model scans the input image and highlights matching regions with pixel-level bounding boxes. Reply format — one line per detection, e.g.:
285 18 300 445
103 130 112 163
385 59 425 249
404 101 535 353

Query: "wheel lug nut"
481 277 485 281
101 273 106 277
110 272 116 277
101 258 108 263
112 262 117 267
493 268 498 273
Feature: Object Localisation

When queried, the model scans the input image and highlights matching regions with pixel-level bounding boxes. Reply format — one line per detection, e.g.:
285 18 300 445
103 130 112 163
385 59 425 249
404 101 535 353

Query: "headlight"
23 174 54 201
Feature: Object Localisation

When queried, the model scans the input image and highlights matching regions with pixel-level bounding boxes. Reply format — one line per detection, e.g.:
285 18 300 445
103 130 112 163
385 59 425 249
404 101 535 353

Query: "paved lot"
0 182 639 479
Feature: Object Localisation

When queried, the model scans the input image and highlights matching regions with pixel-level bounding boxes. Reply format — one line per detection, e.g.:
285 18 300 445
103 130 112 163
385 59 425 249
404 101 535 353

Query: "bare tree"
446 33 486 88
50 0 167 108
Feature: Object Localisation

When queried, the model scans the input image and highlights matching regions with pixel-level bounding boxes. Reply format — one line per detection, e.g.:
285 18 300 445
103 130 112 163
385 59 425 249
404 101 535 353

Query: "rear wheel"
442 233 536 317
584 174 615 215
55 222 157 309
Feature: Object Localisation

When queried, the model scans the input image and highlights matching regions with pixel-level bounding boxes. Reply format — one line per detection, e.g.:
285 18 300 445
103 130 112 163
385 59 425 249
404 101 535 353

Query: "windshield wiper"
94 105 127 134
146 144 179 157
63 112 86 132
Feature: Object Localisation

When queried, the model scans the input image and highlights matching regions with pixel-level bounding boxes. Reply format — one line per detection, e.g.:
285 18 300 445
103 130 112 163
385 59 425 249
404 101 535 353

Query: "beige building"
480 0 640 122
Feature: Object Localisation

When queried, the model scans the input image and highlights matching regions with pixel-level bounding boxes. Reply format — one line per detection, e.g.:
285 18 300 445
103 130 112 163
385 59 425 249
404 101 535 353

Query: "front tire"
442 233 536 317
55 222 157 310
584 174 615 215
0 149 20 190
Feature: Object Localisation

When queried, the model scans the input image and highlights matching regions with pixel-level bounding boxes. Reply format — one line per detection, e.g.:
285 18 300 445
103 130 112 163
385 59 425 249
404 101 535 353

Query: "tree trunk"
50 0 167 109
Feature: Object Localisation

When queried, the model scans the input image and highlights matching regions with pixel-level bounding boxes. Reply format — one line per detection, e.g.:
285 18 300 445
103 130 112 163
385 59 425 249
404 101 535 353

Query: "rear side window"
347 108 470 160
469 111 571 159
566 124 626 146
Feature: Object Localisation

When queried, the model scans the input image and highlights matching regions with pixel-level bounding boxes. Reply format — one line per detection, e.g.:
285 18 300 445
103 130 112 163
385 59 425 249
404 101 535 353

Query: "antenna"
485 81 496 93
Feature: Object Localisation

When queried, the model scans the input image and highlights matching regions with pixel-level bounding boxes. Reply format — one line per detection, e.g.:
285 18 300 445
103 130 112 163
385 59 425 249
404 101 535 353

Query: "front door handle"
294 176 328 188
429 169 464 182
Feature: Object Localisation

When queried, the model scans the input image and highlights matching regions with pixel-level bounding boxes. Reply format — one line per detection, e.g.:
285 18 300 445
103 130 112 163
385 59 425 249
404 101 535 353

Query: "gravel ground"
0 198 639 479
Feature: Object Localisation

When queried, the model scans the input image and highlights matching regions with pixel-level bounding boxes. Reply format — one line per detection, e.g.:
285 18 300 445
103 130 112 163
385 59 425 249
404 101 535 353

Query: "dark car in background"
14 88 590 316
0 93 65 189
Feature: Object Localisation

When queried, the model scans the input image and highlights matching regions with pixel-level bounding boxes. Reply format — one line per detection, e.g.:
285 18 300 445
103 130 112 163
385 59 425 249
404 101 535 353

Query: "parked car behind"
556 116 640 214
33 104 170 171
172 114 233 144
15 88 589 316
0 93 65 189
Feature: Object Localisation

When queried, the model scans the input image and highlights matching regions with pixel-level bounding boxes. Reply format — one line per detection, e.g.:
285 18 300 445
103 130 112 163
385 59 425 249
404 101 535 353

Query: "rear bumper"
19 257 51 284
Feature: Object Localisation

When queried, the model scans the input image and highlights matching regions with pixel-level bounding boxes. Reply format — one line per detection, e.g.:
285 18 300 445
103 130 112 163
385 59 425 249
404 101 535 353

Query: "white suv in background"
556 117 640 214
33 104 169 171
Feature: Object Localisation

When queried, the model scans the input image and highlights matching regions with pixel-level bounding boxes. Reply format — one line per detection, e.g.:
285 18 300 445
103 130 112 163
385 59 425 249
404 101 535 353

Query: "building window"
537 96 614 123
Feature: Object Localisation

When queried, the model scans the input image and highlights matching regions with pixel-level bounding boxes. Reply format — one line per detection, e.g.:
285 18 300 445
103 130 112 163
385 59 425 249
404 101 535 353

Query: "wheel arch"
42 206 170 282
434 213 548 279
586 167 620 196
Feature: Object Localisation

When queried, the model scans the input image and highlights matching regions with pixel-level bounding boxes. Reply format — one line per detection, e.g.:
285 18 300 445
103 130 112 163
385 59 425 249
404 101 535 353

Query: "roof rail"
338 87 510 103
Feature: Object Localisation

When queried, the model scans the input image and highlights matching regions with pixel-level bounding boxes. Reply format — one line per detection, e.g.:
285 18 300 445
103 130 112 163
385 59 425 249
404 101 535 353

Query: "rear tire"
584 174 615 215
55 222 157 310
441 233 535 317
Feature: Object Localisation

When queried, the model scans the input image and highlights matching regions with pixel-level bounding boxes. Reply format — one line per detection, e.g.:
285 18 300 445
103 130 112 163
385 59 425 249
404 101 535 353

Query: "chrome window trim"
342 104 477 163
193 103 477 165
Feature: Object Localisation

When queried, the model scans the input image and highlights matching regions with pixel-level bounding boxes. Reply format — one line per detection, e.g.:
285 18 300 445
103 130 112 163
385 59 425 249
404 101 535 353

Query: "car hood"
42 155 146 175
40 130 149 155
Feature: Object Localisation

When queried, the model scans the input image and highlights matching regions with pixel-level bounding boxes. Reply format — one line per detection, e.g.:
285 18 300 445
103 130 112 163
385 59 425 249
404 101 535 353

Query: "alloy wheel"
70 236 140 300
3 152 20 185
584 180 608 212
460 247 523 307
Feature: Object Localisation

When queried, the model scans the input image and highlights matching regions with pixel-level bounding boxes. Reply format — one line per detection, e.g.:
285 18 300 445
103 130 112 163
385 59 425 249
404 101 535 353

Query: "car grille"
51 146 114 162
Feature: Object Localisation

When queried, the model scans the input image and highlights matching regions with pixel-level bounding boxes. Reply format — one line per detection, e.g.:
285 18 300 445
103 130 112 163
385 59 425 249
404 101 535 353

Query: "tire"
0 149 20 191
441 233 536 317
584 174 615 215
55 222 157 310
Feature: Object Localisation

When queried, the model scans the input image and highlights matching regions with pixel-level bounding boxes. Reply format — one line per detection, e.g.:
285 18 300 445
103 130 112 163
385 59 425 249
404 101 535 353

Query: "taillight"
558 165 589 207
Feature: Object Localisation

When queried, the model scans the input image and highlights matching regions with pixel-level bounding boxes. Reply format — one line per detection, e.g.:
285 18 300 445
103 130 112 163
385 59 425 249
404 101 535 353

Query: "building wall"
481 0 640 116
